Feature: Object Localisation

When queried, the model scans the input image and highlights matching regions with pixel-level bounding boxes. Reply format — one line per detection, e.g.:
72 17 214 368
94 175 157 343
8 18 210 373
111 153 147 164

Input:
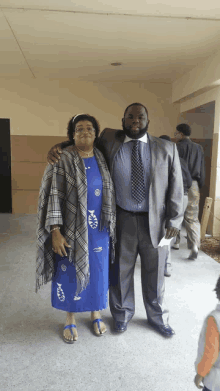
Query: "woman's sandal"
63 324 77 344
93 318 107 336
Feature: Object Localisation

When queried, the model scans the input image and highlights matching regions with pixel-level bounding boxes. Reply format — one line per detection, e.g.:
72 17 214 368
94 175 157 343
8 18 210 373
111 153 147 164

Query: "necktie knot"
133 139 140 146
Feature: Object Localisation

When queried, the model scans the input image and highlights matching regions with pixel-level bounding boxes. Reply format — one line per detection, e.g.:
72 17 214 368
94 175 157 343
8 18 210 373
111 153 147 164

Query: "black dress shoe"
114 321 128 333
148 321 175 337
188 250 198 260
171 243 179 250
164 263 171 277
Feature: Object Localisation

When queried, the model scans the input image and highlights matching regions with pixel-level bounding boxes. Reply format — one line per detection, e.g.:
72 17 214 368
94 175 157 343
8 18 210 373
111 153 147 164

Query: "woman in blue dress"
36 114 116 343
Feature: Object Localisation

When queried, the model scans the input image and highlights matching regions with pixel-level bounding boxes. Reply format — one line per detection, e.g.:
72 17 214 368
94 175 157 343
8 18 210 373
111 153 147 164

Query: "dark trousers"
109 206 169 326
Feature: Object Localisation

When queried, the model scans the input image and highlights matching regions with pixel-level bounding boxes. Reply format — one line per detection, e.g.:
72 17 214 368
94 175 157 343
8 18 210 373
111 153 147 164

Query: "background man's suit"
96 128 184 327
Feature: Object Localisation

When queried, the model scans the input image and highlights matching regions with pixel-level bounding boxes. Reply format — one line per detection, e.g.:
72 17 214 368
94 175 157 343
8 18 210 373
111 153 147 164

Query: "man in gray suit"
47 103 184 337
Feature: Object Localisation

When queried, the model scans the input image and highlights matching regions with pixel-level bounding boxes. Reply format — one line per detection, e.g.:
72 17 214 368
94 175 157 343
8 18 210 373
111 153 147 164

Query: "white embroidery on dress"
85 167 91 170
95 189 101 196
73 296 81 301
93 247 103 252
57 283 65 302
61 264 67 272
88 210 98 229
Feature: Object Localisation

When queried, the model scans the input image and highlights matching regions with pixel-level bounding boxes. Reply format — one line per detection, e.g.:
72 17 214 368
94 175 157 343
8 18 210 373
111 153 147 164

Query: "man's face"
122 105 149 139
174 130 183 142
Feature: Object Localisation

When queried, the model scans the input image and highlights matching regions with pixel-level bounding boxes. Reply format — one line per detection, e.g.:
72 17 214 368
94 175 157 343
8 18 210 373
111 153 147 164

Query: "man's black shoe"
114 321 128 333
164 263 171 277
188 250 198 260
148 321 175 337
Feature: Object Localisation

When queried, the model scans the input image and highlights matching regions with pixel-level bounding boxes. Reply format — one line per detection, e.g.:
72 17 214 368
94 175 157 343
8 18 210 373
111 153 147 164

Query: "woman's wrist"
50 225 61 233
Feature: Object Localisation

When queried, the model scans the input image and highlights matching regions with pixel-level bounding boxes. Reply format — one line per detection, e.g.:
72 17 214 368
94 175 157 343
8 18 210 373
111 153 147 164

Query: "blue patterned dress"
51 156 110 312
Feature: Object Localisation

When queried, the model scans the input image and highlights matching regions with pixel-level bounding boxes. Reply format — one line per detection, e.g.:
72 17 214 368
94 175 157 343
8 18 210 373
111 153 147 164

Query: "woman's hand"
52 229 71 257
47 143 63 164
194 374 204 389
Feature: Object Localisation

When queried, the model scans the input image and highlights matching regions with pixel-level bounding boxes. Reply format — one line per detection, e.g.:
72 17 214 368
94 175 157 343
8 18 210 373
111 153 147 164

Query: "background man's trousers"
175 180 200 248
109 206 169 327
171 193 188 257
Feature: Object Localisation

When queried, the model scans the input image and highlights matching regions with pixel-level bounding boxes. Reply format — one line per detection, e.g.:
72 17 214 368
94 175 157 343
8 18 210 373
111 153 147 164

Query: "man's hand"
165 227 179 239
194 374 204 389
52 230 71 257
47 143 63 164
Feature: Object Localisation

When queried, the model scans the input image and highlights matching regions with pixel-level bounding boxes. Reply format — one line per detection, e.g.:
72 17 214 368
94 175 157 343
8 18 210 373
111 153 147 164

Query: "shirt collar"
124 133 148 144
178 137 190 143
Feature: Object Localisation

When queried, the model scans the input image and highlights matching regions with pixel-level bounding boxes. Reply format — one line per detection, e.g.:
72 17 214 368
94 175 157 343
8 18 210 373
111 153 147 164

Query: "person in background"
173 123 205 260
36 114 116 343
159 135 192 276
194 275 220 391
46 103 184 338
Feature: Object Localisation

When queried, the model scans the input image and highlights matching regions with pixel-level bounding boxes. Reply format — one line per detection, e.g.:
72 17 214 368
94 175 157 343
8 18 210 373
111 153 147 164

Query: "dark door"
191 138 212 222
0 119 12 213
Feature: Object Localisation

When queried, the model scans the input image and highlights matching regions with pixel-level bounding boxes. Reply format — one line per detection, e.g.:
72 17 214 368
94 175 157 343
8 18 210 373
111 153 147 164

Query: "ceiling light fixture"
111 62 122 66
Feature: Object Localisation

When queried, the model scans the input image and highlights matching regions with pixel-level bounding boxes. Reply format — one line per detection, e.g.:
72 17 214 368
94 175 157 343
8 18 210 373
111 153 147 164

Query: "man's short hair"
124 103 148 118
176 123 191 136
159 135 172 141
214 276 220 301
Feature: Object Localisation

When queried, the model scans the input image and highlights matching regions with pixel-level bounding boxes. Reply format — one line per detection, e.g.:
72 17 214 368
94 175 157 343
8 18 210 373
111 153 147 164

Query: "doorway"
177 101 214 231
0 119 12 213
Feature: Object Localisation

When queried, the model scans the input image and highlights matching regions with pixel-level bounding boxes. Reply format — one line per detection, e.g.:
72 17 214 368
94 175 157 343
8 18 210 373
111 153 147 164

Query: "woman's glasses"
75 126 95 134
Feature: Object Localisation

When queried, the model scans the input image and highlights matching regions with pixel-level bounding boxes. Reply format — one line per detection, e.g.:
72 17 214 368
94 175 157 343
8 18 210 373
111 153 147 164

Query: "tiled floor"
0 213 219 391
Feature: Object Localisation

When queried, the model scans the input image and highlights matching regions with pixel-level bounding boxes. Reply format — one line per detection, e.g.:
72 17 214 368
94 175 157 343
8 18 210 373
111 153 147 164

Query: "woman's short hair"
67 114 100 144
176 123 191 136
214 276 220 301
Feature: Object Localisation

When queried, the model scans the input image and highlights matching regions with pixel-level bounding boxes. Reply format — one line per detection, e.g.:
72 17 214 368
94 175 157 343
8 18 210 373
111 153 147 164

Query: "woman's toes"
73 332 78 341
93 319 107 335
64 329 72 341
100 322 107 334
63 326 78 341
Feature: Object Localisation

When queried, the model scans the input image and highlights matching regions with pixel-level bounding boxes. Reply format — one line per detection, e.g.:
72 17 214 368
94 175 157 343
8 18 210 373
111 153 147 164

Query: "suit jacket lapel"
110 130 125 174
148 134 158 185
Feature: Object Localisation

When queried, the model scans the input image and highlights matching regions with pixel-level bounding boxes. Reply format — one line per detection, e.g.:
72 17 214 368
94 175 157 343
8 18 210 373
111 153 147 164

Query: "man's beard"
123 123 149 139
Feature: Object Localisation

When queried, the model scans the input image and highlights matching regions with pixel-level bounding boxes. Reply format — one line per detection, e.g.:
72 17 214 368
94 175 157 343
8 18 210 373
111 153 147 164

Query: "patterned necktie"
131 140 146 203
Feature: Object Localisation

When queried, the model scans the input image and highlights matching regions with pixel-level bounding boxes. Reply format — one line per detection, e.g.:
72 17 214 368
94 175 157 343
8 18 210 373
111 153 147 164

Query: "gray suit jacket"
96 128 184 248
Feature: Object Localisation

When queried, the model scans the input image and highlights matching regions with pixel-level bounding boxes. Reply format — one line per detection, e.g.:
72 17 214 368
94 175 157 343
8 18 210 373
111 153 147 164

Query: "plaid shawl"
36 146 116 295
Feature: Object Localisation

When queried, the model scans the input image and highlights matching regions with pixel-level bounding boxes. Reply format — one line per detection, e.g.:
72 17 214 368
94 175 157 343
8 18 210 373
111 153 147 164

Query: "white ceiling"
1 1 220 82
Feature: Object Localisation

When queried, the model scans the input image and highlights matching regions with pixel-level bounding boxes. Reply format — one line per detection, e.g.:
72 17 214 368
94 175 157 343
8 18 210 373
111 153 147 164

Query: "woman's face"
73 120 96 149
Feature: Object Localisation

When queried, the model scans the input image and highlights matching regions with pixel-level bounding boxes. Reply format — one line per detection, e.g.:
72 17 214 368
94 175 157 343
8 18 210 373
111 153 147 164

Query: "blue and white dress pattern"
51 156 110 312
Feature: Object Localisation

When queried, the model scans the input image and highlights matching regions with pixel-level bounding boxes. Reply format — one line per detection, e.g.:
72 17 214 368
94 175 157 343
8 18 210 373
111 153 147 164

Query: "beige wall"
0 77 179 137
11 135 66 214
0 77 180 213
172 51 220 103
